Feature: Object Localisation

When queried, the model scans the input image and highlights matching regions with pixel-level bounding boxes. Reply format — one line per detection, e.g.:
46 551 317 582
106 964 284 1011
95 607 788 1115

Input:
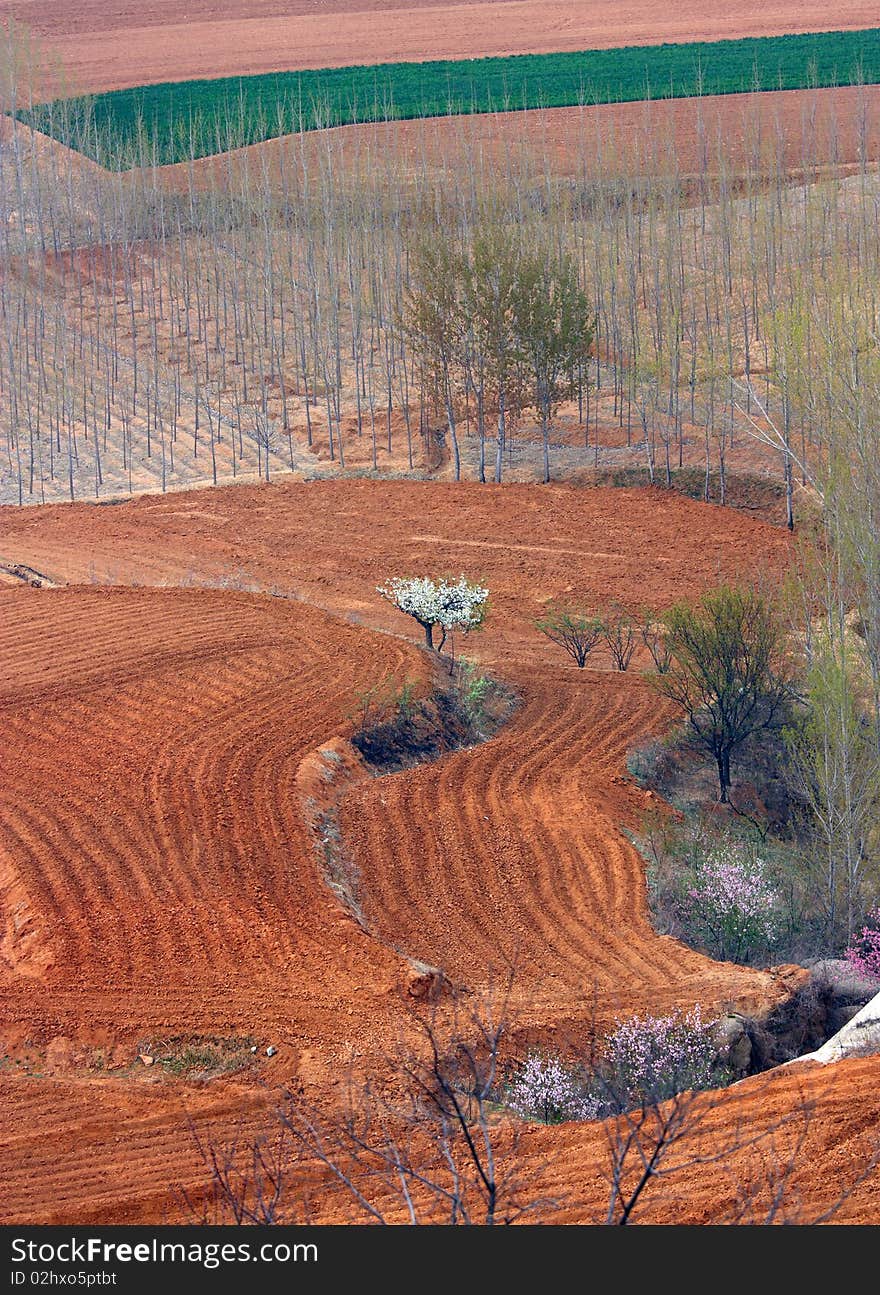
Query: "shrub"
535 606 604 667
350 669 512 771
503 1052 600 1124
454 659 490 727
640 814 827 964
682 842 782 964
601 602 637 671
598 1007 724 1109
626 738 667 788
640 611 672 673
503 1013 731 1126
845 909 880 981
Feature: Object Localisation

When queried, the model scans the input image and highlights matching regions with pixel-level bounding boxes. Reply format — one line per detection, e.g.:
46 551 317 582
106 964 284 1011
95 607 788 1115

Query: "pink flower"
845 909 880 981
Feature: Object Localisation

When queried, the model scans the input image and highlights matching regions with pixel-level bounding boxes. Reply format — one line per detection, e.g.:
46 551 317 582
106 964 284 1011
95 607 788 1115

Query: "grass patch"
142 1035 257 1077
351 663 516 773
19 29 880 167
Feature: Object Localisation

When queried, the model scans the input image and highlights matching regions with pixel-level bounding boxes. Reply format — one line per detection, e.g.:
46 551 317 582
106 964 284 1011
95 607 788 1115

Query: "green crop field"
18 28 880 168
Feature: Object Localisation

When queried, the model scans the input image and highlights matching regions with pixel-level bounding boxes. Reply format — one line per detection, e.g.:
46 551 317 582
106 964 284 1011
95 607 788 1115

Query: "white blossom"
377 574 489 635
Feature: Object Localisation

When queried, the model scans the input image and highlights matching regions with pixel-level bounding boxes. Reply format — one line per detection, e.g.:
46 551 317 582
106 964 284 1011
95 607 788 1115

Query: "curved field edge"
0 479 798 1023
0 479 853 1223
20 28 880 167
1 1049 876 1223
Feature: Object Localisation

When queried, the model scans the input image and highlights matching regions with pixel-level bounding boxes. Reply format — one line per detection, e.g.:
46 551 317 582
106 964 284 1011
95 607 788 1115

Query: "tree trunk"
494 387 506 484
717 750 731 803
445 394 461 483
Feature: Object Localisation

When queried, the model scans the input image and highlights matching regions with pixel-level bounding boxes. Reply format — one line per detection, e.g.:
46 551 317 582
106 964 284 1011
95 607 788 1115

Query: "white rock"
788 988 880 1067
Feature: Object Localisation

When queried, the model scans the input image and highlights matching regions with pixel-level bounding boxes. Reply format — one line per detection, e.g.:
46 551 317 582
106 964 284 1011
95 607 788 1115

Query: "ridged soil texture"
0 479 875 1223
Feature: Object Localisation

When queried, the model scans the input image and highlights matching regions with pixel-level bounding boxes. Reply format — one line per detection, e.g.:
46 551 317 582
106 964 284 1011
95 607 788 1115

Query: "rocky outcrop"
789 988 880 1067
716 962 879 1078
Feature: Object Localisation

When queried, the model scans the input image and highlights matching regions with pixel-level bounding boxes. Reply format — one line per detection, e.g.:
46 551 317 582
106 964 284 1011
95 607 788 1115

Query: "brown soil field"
522 1053 880 1223
5 477 871 1224
166 86 880 190
4 1 877 95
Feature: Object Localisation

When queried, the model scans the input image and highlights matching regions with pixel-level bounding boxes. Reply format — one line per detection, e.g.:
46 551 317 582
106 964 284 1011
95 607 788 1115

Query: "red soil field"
4 1 878 95
0 584 434 1045
5 478 862 1225
2 0 877 1230
522 1054 880 1223
166 85 880 193
3 1054 878 1223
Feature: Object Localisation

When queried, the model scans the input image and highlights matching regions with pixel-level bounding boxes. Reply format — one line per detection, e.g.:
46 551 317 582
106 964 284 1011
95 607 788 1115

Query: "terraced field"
2 0 880 1226
523 1053 880 1223
4 1049 877 1224
2 479 836 1222
345 670 774 1023
0 584 432 1060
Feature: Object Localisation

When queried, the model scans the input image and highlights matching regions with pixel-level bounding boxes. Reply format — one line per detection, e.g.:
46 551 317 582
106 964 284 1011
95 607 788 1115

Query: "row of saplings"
378 575 665 671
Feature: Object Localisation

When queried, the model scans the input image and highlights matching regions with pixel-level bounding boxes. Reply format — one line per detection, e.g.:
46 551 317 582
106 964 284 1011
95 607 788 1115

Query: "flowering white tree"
377 574 489 651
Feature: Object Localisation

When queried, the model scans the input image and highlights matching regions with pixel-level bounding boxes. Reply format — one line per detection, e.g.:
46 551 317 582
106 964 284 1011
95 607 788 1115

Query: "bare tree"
601 603 637 671
536 606 605 668
639 611 672 674
184 1001 880 1228
188 992 557 1226
599 1082 879 1225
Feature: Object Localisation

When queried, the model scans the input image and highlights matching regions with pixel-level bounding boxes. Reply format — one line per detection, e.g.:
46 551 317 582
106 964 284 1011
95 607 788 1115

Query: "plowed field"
522 1053 880 1223
167 85 880 192
7 1 877 94
0 584 433 1068
1 479 876 1223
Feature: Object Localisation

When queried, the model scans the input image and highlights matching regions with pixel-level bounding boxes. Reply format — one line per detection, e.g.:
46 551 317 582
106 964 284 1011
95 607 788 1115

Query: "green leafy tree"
653 585 794 803
403 236 467 481
465 225 529 484
514 246 595 484
785 650 880 941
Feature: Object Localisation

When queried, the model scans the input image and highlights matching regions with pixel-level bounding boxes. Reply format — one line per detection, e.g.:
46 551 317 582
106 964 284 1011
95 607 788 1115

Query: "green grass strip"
18 28 880 169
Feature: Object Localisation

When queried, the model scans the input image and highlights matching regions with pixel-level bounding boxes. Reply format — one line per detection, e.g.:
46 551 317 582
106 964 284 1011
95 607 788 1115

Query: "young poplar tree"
401 235 466 481
514 246 595 483
465 224 527 484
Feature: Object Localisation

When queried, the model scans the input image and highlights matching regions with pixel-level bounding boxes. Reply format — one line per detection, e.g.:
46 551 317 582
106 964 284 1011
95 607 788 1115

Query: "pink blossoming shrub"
845 909 880 981
598 1007 724 1109
504 1053 601 1124
681 842 781 964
